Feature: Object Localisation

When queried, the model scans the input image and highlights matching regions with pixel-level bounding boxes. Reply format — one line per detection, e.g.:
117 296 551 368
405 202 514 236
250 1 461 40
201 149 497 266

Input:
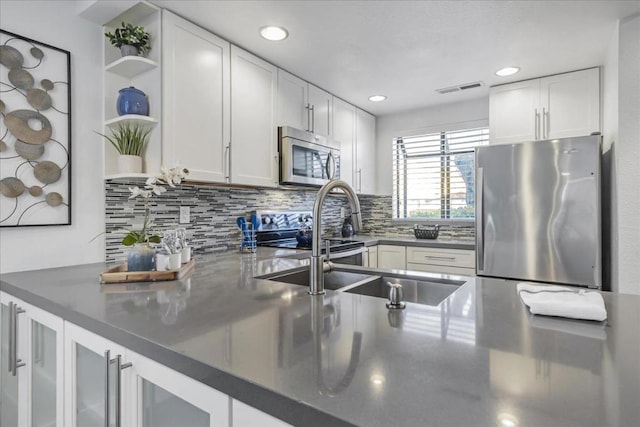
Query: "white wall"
615 14 640 295
375 97 489 195
602 22 619 291
0 1 105 273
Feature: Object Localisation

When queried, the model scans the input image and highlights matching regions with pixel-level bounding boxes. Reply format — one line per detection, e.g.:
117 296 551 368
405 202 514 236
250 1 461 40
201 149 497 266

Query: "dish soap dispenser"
341 217 354 238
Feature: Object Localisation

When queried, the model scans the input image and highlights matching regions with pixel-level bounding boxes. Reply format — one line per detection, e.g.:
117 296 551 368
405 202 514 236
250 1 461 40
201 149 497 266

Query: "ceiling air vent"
436 81 484 94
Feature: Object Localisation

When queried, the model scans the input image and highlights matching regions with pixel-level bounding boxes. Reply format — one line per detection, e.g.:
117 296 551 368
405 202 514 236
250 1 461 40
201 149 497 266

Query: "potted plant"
97 123 151 173
123 167 190 271
105 22 151 57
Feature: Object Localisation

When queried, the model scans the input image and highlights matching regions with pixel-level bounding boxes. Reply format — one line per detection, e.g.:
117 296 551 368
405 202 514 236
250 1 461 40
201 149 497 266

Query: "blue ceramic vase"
117 86 149 116
127 243 156 271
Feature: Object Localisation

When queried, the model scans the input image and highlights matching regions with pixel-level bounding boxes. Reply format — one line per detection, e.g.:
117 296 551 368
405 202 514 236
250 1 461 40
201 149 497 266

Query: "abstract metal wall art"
0 29 71 226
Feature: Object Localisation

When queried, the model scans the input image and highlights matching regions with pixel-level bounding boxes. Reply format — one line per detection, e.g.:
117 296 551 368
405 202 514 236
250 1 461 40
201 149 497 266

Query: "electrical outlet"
340 207 346 219
179 206 190 224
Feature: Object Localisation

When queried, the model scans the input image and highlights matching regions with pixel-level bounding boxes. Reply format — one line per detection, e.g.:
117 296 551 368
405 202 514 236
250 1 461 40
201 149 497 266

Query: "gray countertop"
1 249 638 427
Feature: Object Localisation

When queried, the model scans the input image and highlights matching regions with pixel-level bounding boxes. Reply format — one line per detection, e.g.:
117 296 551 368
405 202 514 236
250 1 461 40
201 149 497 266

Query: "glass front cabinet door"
64 321 128 427
0 292 64 427
126 350 229 427
65 322 229 427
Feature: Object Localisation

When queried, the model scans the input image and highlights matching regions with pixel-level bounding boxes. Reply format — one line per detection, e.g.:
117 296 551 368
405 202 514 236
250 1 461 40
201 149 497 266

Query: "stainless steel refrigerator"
475 135 601 288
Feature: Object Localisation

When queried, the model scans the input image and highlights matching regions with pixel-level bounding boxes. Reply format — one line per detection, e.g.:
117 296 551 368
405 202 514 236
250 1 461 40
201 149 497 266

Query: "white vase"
117 155 142 174
120 45 139 57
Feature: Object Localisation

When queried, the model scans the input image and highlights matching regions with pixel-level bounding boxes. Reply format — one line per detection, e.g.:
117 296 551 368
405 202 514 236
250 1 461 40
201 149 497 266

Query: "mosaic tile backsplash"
105 180 475 263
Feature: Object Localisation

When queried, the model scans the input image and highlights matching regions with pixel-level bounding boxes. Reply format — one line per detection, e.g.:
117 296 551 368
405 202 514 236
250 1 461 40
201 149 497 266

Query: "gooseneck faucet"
310 179 363 295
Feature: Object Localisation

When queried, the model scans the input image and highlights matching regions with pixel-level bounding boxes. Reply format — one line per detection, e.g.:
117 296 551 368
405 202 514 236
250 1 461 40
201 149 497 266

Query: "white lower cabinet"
366 245 378 268
375 245 476 275
127 350 229 427
64 322 229 427
406 247 475 276
2 295 293 427
1 292 64 427
232 399 292 427
64 322 128 427
377 245 406 269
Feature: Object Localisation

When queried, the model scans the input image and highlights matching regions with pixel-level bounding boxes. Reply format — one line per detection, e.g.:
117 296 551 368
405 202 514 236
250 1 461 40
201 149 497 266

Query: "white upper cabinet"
277 70 308 131
489 68 600 144
162 10 231 183
355 108 376 194
541 69 601 139
332 97 356 187
230 46 278 187
489 79 539 144
308 84 332 138
277 70 332 138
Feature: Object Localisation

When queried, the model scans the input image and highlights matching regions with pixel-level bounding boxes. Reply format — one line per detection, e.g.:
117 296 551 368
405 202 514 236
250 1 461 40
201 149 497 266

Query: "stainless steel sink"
259 265 467 306
261 267 379 291
345 276 463 306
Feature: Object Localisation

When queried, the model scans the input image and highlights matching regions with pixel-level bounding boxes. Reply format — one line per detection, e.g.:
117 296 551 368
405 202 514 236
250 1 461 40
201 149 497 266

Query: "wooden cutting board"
100 259 195 284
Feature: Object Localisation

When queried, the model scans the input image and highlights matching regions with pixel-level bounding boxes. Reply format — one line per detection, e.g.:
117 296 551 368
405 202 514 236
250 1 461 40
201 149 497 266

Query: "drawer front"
406 247 475 269
406 262 475 276
377 245 406 270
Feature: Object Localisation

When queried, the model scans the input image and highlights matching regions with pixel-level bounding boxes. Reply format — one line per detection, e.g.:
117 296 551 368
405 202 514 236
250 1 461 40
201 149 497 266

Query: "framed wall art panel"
0 29 72 227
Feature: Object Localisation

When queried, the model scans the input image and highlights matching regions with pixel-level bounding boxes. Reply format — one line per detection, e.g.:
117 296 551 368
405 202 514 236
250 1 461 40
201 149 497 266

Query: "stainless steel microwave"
279 126 340 186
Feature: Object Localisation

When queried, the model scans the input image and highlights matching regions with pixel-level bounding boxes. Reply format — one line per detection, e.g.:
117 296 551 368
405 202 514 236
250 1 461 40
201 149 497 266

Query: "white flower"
149 184 167 196
128 186 152 199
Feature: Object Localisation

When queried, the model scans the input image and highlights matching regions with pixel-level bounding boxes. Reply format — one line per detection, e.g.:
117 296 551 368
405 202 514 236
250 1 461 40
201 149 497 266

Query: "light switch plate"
179 206 190 224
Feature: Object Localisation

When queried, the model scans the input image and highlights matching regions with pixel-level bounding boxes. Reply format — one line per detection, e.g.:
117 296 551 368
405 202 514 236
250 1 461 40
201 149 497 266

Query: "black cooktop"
254 210 363 253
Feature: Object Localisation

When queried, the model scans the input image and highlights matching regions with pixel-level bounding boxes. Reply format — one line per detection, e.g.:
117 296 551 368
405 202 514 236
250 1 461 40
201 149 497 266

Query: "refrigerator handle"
476 167 485 274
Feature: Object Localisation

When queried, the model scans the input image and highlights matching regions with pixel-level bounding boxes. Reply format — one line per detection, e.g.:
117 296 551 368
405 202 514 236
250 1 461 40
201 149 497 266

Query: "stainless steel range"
254 211 367 265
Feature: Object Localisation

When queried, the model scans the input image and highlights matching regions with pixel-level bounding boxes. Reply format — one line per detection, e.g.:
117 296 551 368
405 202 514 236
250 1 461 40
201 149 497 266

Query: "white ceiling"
152 0 639 116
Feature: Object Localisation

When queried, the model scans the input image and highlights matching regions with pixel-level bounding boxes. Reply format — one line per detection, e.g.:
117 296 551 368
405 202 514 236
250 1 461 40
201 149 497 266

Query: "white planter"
117 155 142 174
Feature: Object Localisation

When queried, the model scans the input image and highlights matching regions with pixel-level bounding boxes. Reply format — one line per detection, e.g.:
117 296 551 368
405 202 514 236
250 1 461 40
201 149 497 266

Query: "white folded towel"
517 282 607 322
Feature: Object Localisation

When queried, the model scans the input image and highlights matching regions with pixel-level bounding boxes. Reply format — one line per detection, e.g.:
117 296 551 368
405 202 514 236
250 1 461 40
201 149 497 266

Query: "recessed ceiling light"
368 95 387 102
495 66 520 77
260 26 288 41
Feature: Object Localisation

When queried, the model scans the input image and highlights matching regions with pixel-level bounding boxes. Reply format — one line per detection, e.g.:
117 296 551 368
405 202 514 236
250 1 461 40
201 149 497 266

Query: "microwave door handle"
326 152 336 179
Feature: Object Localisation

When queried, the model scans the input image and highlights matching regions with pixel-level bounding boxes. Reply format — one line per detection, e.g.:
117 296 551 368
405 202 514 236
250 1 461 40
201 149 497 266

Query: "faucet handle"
386 282 406 310
325 240 330 262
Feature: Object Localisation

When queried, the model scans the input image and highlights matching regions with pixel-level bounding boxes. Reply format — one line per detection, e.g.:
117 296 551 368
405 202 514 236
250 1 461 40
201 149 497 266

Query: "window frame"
392 125 489 224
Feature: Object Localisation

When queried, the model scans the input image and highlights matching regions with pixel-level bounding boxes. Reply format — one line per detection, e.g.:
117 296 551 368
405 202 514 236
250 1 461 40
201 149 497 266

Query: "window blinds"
393 127 489 219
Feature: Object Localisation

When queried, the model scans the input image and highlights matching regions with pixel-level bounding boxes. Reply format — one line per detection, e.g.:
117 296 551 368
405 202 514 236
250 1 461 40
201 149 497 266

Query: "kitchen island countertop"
1 249 638 427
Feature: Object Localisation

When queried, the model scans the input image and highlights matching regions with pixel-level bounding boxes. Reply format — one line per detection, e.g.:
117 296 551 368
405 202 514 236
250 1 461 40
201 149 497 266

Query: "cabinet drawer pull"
423 255 456 261
224 143 231 181
8 302 14 373
114 354 132 427
9 302 25 376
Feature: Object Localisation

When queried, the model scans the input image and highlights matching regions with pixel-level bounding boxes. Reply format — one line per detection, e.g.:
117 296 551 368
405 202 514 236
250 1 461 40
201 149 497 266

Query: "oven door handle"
329 246 368 260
